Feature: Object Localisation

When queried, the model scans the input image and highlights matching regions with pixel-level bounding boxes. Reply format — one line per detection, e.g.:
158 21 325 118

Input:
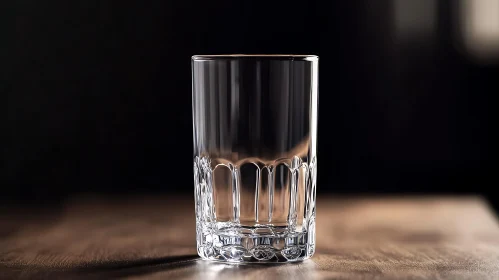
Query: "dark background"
3 1 498 206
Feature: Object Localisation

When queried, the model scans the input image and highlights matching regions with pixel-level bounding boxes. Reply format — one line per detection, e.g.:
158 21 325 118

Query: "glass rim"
192 54 318 61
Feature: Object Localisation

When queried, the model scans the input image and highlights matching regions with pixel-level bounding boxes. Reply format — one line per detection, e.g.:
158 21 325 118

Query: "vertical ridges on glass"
268 166 275 223
232 165 241 223
254 167 261 222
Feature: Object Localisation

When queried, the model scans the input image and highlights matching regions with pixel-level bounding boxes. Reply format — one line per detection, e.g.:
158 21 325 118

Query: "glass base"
196 223 315 263
194 156 317 263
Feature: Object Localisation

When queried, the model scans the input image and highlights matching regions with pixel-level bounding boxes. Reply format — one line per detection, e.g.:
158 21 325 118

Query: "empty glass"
192 55 318 263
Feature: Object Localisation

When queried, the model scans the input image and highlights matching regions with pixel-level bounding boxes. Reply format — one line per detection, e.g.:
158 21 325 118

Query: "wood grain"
1 195 498 279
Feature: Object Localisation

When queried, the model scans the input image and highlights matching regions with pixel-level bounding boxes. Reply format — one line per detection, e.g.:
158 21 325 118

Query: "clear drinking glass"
192 54 318 263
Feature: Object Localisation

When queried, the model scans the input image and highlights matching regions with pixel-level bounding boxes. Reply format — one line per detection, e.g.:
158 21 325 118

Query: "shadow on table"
0 255 197 279
1 255 320 279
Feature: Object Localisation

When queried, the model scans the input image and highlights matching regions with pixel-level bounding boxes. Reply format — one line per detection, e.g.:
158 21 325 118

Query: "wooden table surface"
1 195 498 280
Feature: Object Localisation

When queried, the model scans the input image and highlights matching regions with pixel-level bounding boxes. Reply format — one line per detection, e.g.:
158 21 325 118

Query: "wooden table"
1 195 498 279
